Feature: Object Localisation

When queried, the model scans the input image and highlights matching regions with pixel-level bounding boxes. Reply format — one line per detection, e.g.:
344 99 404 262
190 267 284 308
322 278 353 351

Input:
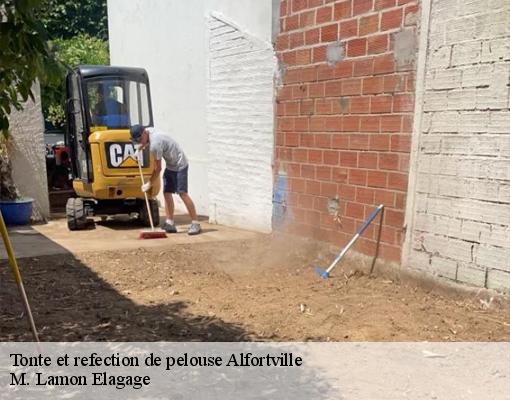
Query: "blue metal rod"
324 204 384 275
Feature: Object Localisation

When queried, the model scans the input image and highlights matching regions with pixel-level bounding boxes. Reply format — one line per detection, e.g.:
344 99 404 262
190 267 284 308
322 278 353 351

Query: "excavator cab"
65 65 160 230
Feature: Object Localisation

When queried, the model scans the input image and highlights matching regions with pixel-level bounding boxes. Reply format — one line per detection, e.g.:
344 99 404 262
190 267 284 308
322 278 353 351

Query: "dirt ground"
1 235 510 341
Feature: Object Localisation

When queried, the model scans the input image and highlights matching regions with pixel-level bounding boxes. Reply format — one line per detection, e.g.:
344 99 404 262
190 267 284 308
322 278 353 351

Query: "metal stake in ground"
0 210 39 341
315 204 384 279
137 151 167 240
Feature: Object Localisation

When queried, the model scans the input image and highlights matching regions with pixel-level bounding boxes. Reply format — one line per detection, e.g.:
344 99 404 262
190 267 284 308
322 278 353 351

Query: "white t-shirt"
147 128 188 171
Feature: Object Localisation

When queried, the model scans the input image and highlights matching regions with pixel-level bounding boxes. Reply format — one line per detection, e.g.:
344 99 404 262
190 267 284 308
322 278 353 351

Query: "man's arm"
149 159 162 186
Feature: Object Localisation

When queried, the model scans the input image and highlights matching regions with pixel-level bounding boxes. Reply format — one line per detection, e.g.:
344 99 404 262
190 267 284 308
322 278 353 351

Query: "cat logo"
106 142 149 168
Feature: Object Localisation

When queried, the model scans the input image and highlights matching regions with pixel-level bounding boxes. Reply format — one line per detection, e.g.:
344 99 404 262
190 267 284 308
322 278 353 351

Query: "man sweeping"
130 125 201 235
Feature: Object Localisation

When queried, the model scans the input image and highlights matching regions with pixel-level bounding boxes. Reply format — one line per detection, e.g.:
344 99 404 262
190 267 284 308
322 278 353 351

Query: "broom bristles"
139 230 167 239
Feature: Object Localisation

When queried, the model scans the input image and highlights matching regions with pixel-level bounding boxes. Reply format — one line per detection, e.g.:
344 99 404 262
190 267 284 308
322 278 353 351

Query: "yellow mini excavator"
64 65 160 230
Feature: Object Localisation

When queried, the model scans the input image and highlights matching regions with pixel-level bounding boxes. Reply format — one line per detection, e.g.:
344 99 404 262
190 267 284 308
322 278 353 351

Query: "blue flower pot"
0 198 33 226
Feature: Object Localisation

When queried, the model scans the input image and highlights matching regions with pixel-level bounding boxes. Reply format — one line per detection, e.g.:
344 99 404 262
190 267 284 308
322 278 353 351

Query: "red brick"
356 187 375 203
353 0 374 15
321 23 339 42
339 184 356 201
309 0 324 7
375 0 396 9
316 133 333 148
277 86 293 101
395 192 406 209
294 116 310 131
369 134 390 151
342 115 360 131
385 208 404 227
334 1 352 19
393 93 414 112
374 189 395 207
309 82 325 98
293 149 308 164
383 74 406 92
308 149 323 163
379 153 399 170
301 164 316 179
305 28 321 45
349 134 369 149
324 116 342 131
284 69 301 84
317 64 336 81
374 54 396 74
325 80 342 97
320 212 336 228
316 6 333 23
367 170 387 188
292 0 308 13
292 84 308 99
285 15 300 31
279 117 293 131
406 73 415 91
315 99 332 114
285 132 300 146
402 115 413 133
321 182 338 196
332 167 349 182
346 202 365 219
390 134 411 151
280 0 289 17
298 193 315 209
347 38 367 57
316 166 332 180
340 19 358 38
340 151 358 167
362 76 384 94
306 180 322 196
276 34 290 51
353 58 374 76
332 133 350 149
388 172 408 191
310 116 326 131
367 34 389 54
291 177 306 193
358 152 378 168
359 14 379 36
398 0 416 4
283 50 297 65
284 101 299 115
300 99 315 115
296 48 312 64
350 96 371 114
370 94 393 113
360 116 380 132
380 115 402 132
381 8 403 30
290 32 305 49
313 45 327 63
380 225 396 244
333 60 354 78
324 150 340 165
341 78 362 95
300 10 316 28
300 132 315 146
399 153 409 172
349 169 368 186
314 197 329 212
305 209 321 225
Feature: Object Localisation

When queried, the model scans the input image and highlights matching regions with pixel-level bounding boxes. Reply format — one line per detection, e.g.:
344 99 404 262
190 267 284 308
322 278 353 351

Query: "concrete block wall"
274 0 419 262
405 0 510 291
207 14 276 232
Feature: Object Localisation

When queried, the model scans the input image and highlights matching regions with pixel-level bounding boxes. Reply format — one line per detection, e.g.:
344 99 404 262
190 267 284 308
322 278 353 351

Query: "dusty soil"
1 236 510 341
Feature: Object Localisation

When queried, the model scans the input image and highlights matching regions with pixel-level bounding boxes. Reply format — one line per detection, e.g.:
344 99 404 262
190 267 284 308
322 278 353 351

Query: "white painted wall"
404 0 510 292
8 83 49 222
107 0 274 224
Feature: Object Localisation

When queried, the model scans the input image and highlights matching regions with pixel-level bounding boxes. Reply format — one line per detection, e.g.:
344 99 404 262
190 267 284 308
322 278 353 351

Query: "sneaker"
162 222 177 233
188 222 201 235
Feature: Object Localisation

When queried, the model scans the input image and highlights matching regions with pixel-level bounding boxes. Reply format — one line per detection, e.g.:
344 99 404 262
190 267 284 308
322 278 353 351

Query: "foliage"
41 34 109 129
36 0 108 40
0 0 60 137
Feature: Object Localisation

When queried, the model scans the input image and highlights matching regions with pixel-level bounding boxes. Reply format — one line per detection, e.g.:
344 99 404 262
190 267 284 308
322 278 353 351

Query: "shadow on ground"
0 233 248 341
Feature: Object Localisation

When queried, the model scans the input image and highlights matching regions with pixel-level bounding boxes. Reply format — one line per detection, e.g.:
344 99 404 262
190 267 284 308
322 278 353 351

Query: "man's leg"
164 192 175 220
178 192 198 221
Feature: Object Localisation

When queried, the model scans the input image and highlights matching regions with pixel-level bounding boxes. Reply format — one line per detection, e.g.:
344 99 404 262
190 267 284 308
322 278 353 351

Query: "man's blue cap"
130 125 145 143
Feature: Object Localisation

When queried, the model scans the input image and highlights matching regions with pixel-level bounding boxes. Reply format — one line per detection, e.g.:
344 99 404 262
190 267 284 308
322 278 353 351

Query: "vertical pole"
0 210 39 342
370 207 385 275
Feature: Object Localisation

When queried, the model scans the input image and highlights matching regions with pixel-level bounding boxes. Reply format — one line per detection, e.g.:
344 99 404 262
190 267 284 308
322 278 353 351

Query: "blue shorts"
163 167 188 194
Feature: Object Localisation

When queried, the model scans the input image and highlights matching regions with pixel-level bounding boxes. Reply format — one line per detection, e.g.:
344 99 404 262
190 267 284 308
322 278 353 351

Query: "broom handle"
137 151 155 231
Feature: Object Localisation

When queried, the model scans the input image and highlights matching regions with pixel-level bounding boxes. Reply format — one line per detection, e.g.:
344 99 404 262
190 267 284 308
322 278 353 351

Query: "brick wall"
208 14 275 232
405 0 510 292
274 0 419 262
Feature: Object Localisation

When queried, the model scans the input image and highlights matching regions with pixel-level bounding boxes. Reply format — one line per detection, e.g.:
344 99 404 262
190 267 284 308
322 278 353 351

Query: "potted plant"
0 139 33 226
